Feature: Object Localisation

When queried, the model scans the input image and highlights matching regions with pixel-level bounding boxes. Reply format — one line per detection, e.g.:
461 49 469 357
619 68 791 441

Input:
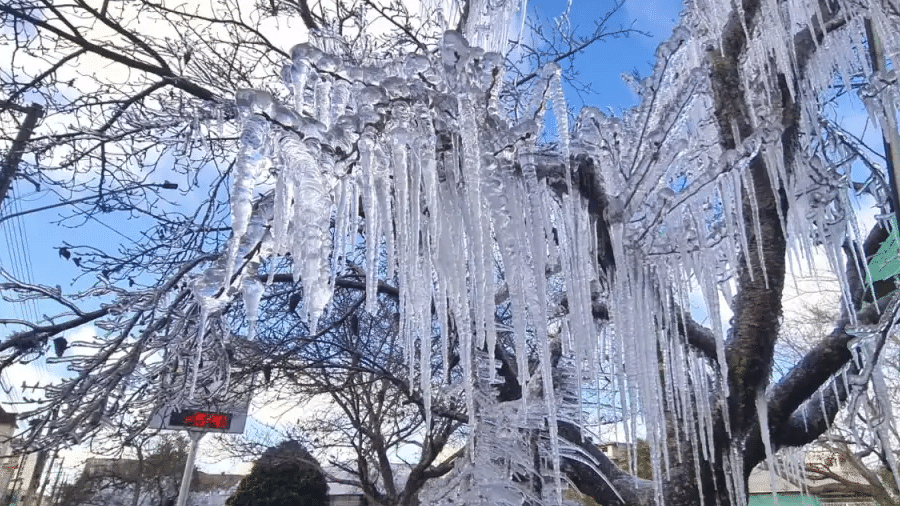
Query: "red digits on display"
208 413 228 428
170 410 231 429
184 412 208 427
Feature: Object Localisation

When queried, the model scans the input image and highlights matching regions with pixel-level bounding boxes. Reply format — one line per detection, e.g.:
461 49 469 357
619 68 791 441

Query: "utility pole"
863 20 900 216
22 450 48 506
0 101 43 208
47 463 63 506
8 451 26 506
33 449 57 506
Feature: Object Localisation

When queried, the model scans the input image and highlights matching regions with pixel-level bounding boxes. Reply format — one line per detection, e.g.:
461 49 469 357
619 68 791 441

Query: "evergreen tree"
226 440 328 506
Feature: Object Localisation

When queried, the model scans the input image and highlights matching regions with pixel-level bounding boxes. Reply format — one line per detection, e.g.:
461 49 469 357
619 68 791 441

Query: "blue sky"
529 0 684 110
0 0 687 478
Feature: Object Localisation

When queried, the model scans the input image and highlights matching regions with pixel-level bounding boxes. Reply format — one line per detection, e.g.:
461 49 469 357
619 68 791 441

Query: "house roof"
194 472 245 491
82 458 247 492
323 464 414 496
0 405 18 427
83 458 142 481
748 461 875 501
747 467 804 494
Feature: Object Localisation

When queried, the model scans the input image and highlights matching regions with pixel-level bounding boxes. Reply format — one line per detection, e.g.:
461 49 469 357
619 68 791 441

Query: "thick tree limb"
774 365 855 448
714 68 787 483
743 224 895 472
0 307 109 355
558 421 654 506
294 0 319 30
765 297 888 427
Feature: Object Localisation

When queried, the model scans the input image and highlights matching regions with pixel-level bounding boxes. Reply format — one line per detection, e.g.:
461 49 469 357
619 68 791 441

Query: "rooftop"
0 405 17 427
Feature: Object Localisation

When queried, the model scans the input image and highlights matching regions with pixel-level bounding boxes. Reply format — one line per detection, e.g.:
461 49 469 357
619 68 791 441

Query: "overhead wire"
0 186 54 408
10 189 42 323
10 189 57 403
1 195 27 407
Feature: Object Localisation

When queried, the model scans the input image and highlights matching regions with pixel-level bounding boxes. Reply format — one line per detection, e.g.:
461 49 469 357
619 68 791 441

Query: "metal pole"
175 431 203 506
0 103 43 208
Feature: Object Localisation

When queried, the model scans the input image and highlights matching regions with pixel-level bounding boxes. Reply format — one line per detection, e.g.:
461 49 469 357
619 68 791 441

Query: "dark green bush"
226 440 329 506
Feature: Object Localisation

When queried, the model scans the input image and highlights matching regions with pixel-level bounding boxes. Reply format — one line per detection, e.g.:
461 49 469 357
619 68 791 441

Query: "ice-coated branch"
771 364 856 449
10 0 898 502
512 0 648 89
761 295 892 443
740 211 899 472
558 421 654 506
209 0 900 499
801 438 900 504
0 307 108 356
743 290 897 481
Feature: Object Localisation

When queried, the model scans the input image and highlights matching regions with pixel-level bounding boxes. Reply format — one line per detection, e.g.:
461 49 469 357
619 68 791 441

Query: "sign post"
148 368 255 506
175 431 204 506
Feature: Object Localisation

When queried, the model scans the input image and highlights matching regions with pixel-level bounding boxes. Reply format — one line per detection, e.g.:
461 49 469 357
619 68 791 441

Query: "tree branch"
558 421 654 506
0 4 220 102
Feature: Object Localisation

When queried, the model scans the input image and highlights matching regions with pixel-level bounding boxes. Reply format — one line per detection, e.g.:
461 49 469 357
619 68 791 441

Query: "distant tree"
226 440 328 506
56 432 196 506
803 436 900 505
216 291 461 506
763 283 900 505
609 440 653 481
142 433 197 506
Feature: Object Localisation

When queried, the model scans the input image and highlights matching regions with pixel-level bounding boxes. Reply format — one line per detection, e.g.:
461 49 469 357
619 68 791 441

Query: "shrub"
226 440 328 506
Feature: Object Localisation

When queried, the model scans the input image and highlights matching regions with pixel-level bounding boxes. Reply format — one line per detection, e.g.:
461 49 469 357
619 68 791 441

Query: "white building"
0 405 40 506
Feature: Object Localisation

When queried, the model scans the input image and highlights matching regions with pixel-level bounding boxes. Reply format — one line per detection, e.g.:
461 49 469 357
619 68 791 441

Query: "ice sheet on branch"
176 0 900 503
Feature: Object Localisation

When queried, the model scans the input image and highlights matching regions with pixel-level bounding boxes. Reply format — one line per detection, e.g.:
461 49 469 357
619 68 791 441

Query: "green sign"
866 217 900 286
748 494 823 506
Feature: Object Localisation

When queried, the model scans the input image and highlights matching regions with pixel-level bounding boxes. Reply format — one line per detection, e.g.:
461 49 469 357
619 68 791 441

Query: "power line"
10 192 42 322
1 197 26 406
8 191 55 393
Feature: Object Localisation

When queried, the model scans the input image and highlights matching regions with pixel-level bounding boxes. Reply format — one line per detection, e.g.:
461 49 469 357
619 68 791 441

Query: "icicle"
374 145 396 284
289 44 319 112
757 390 781 506
314 73 333 129
331 79 352 123
188 307 208 402
358 130 381 315
331 178 350 284
271 140 294 258
226 114 269 287
486 171 531 398
421 250 434 434
281 134 334 331
242 277 264 341
744 169 770 287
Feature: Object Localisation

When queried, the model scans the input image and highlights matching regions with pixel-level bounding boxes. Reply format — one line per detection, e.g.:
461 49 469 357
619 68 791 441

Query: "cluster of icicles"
179 0 900 503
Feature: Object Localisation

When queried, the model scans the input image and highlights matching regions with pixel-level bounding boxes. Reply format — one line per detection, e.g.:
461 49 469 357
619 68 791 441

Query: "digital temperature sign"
167 410 232 430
